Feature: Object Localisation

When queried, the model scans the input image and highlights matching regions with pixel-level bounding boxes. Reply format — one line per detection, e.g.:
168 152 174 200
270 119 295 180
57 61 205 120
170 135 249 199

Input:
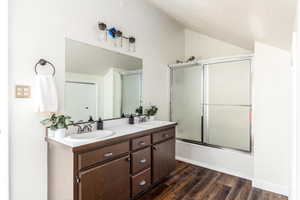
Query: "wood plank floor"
138 161 287 200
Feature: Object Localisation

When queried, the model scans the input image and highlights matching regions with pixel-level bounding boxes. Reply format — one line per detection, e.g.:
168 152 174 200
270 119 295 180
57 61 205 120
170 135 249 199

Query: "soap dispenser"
97 118 103 130
129 114 134 125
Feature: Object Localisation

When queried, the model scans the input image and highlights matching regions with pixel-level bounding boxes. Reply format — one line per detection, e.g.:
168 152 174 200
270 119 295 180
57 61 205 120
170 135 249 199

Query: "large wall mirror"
65 38 143 123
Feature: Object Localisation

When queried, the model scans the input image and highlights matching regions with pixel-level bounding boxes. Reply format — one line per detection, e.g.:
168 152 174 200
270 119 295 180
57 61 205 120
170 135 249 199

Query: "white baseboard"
176 156 252 180
252 179 289 196
176 156 288 196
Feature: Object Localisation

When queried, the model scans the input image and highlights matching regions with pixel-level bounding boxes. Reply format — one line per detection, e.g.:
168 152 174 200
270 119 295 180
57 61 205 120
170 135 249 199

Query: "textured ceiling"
147 0 297 50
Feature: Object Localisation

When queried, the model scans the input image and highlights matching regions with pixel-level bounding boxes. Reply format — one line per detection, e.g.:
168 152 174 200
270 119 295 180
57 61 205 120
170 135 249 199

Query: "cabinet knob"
140 158 146 163
104 152 113 157
139 180 146 186
76 176 81 184
153 146 157 151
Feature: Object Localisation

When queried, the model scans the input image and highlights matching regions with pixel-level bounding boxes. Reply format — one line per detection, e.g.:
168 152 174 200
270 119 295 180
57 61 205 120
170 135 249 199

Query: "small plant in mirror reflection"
135 106 143 116
40 113 73 131
144 105 158 117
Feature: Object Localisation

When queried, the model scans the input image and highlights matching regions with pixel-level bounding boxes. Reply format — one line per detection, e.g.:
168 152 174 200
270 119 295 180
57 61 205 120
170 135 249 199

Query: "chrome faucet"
73 124 83 134
82 124 93 132
74 124 93 134
138 116 147 123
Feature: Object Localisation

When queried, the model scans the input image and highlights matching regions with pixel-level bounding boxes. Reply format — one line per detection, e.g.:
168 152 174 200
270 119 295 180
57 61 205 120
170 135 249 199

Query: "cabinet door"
78 156 130 200
152 139 176 183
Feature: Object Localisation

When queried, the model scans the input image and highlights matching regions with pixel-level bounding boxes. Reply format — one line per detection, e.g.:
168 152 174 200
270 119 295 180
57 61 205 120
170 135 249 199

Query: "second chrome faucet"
74 124 93 134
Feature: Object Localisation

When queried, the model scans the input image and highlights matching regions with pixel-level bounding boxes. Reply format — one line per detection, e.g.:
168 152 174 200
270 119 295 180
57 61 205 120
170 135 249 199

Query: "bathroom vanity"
47 121 177 200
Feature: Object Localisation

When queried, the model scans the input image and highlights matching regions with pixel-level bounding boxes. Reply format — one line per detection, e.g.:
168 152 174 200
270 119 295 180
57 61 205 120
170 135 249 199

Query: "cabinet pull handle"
140 158 146 163
139 180 146 186
104 152 113 157
126 157 131 162
153 146 157 151
139 141 146 146
163 134 169 138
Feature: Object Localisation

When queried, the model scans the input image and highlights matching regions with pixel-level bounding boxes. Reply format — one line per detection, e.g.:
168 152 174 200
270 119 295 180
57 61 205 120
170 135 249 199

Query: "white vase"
54 128 66 138
48 129 55 137
149 116 156 121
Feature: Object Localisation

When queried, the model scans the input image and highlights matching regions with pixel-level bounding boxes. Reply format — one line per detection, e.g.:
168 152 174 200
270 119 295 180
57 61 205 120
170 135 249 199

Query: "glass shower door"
203 60 251 151
171 65 203 143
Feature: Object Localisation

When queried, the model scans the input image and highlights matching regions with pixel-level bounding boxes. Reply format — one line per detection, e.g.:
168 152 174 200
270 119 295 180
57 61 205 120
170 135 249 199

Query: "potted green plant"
144 105 158 121
40 114 73 138
135 106 143 116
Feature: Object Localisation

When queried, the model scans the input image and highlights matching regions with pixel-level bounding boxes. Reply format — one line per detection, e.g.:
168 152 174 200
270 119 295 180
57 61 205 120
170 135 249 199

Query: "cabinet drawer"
131 135 151 151
132 147 151 174
132 168 151 198
78 141 130 170
152 128 175 144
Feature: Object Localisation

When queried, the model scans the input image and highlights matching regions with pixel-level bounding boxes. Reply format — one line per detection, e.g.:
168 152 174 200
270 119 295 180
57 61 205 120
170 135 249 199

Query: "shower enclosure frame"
169 54 253 153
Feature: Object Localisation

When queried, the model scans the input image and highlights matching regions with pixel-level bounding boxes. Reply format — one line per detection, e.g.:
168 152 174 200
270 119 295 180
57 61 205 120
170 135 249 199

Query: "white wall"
291 3 300 199
290 32 297 200
253 42 292 195
185 29 251 59
112 68 127 118
102 68 123 119
9 0 184 199
176 29 254 180
0 0 9 198
103 69 114 119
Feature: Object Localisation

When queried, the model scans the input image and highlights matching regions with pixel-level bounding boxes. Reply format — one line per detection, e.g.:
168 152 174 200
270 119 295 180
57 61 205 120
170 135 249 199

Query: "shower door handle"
201 115 204 142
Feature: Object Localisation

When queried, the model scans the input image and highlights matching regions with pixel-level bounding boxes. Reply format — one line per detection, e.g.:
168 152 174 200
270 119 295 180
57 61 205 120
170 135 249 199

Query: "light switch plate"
15 85 31 98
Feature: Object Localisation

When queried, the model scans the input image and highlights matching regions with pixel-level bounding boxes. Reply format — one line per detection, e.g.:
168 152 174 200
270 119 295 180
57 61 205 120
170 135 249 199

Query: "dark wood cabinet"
152 138 176 184
152 128 175 144
79 156 130 200
131 168 151 197
131 135 151 151
78 141 130 170
48 124 176 200
132 147 151 174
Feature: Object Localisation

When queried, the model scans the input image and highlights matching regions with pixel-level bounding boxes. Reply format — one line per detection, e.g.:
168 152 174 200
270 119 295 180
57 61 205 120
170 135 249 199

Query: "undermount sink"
65 130 116 141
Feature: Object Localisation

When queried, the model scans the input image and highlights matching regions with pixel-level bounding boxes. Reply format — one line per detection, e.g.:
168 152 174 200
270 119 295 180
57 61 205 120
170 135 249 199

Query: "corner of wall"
253 179 289 196
253 40 292 196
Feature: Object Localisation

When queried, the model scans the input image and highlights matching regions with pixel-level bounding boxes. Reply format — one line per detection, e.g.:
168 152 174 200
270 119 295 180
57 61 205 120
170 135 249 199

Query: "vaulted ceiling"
147 0 297 50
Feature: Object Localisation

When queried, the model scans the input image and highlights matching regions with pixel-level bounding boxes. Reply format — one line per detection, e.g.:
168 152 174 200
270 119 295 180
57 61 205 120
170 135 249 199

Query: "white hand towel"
35 75 58 113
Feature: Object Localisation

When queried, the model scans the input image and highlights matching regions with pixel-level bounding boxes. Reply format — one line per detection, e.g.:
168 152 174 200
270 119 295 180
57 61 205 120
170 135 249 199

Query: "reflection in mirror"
65 38 143 123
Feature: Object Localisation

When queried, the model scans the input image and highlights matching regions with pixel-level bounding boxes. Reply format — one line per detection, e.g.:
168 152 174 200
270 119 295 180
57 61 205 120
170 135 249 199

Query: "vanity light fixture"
128 36 136 52
97 22 136 52
98 22 107 41
108 27 117 46
115 30 123 47
108 27 117 38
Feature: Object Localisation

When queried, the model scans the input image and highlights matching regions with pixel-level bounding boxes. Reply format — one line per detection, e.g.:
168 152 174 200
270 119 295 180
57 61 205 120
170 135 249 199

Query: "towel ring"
35 59 56 76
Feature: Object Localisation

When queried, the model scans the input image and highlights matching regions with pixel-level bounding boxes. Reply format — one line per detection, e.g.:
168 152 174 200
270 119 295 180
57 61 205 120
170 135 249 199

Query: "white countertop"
48 120 177 148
